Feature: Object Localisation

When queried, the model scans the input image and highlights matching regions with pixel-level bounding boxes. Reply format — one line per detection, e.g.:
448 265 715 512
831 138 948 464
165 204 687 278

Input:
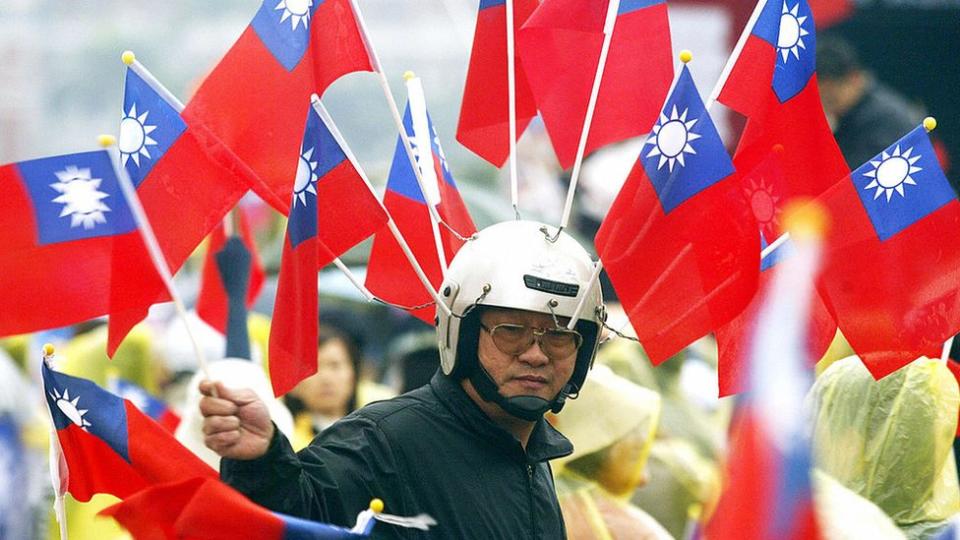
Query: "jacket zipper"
527 464 536 539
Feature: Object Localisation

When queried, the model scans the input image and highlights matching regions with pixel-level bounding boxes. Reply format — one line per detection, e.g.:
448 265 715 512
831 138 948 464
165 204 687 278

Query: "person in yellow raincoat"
548 364 673 539
808 356 960 539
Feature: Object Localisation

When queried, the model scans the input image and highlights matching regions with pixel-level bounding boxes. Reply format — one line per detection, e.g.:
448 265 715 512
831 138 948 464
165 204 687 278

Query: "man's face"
477 308 578 402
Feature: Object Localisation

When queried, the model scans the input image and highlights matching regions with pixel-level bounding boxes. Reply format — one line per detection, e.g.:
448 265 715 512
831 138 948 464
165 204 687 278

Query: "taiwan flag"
456 0 539 167
185 0 375 213
41 361 215 503
817 125 960 379
103 477 379 539
719 0 848 229
367 91 477 324
269 99 387 396
595 65 759 364
107 376 182 433
517 0 673 169
706 209 823 540
196 206 266 335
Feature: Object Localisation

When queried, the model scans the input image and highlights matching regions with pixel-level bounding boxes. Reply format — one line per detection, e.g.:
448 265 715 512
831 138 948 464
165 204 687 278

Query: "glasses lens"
490 324 534 355
540 329 582 358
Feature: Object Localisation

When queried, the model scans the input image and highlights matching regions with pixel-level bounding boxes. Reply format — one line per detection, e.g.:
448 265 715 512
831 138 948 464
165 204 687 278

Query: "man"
200 220 604 538
817 35 922 169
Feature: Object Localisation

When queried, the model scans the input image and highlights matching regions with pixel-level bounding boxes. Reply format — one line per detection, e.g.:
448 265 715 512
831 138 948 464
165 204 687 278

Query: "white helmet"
436 220 604 419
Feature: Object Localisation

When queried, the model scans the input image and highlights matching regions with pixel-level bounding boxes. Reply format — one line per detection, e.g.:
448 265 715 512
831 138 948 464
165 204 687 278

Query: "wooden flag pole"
553 0 622 238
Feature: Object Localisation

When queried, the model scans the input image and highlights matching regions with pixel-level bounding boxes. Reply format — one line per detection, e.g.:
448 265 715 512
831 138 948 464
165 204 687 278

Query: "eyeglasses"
479 322 583 360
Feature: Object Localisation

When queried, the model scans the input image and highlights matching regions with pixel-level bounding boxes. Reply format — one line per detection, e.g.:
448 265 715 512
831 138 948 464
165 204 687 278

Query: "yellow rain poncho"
549 365 672 539
809 356 960 539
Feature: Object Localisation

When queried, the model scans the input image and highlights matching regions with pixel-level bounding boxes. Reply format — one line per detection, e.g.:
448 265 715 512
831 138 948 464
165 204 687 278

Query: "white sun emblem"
863 145 923 201
49 387 92 431
118 103 158 167
50 166 111 229
744 177 782 234
645 105 701 172
275 0 313 30
292 145 319 207
777 1 809 63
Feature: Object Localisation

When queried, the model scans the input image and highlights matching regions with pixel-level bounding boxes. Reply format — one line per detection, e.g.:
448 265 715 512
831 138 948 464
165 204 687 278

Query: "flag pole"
330 257 376 302
552 0 621 239
41 344 69 540
312 96 453 316
704 0 766 111
403 73 449 274
506 0 521 219
564 51 692 329
99 135 213 380
349 0 453 277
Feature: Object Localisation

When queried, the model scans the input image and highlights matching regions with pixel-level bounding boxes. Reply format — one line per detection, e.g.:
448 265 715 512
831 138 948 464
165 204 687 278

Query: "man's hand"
199 380 274 460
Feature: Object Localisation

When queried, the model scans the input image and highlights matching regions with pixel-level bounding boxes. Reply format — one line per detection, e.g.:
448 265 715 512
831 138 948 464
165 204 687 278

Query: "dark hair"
817 35 862 81
283 325 362 417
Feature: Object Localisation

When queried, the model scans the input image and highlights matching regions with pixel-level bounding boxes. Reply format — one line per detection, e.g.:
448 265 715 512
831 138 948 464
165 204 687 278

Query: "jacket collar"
429 372 573 463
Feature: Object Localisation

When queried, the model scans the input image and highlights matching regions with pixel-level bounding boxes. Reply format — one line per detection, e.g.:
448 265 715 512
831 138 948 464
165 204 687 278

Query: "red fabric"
594 161 759 364
58 402 215 503
517 0 673 169
720 37 849 234
809 0 854 28
101 477 287 540
185 0 374 213
816 178 960 379
269 161 386 396
456 0 539 167
196 206 266 334
706 413 822 540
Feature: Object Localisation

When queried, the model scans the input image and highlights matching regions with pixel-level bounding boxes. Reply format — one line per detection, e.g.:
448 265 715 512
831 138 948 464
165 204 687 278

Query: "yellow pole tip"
42 343 55 356
402 71 416 81
98 134 117 148
679 50 693 64
121 50 136 66
369 498 384 513
924 116 937 132
782 199 830 241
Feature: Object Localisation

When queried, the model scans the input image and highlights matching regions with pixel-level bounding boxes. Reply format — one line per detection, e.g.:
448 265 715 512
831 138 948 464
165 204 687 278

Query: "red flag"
817 125 960 379
456 0 539 167
101 477 370 539
269 102 387 396
196 207 266 334
517 0 673 169
595 66 758 364
367 92 477 324
719 0 848 232
42 362 215 503
185 0 375 213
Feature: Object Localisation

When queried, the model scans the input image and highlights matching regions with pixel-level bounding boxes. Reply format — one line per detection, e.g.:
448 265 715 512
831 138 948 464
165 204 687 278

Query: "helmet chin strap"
468 362 571 422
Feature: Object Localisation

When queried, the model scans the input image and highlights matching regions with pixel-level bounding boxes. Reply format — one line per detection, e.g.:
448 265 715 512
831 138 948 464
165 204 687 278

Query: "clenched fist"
199 380 274 460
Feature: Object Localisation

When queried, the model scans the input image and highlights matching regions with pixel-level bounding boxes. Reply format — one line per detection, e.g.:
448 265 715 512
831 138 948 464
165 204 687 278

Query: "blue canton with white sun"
251 0 323 71
119 69 186 188
753 0 816 103
640 66 734 214
853 125 954 242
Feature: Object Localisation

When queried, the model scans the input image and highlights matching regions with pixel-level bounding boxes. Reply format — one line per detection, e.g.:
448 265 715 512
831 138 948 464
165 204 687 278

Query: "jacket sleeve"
220 417 412 538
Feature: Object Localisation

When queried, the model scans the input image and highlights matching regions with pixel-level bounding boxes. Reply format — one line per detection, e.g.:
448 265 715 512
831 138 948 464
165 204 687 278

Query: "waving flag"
103 477 374 540
817 124 960 379
185 0 375 213
517 0 673 169
197 207 266 335
456 0 539 167
719 0 848 229
269 100 387 396
367 89 477 324
41 361 215 503
595 65 759 363
707 213 823 540
107 376 181 433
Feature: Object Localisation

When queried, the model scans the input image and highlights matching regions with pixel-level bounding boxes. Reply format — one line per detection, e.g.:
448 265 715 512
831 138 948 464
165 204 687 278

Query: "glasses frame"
479 321 584 360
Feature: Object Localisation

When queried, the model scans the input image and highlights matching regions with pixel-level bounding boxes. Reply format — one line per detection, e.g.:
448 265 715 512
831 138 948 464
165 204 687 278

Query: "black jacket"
221 373 573 538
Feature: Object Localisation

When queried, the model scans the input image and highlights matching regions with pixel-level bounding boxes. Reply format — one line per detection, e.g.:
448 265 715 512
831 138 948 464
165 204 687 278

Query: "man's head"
436 221 604 421
817 35 867 120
